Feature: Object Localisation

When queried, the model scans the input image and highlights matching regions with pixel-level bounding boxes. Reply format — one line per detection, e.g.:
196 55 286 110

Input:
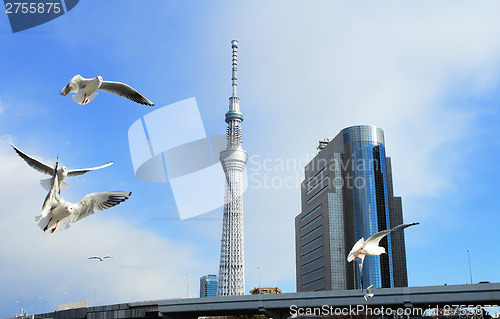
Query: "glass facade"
328 153 348 290
200 275 218 297
342 126 393 289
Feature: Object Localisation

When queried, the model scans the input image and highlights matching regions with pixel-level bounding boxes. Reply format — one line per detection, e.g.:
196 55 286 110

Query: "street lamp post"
38 296 42 314
94 286 98 307
467 249 473 284
257 266 262 288
186 274 190 298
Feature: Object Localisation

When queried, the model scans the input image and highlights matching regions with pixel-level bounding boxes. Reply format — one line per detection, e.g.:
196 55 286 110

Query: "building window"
302 267 324 279
301 225 322 241
307 175 329 195
301 256 323 269
306 166 327 187
301 235 322 250
302 277 324 288
301 246 323 259
307 185 328 204
300 215 322 232
300 205 321 222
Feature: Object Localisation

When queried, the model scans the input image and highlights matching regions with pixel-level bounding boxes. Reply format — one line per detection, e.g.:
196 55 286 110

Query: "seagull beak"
66 209 70 213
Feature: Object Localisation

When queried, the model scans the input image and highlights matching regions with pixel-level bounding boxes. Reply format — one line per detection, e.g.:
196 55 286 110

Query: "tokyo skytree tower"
217 40 248 296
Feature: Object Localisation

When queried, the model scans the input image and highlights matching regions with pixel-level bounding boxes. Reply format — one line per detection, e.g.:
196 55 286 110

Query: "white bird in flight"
363 285 374 301
10 143 113 194
60 75 155 106
347 222 419 293
37 162 131 233
89 256 114 262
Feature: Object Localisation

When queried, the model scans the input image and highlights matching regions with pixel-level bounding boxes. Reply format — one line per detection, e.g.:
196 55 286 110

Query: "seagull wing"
98 81 154 106
365 229 391 247
366 284 373 294
10 143 54 175
88 257 101 260
389 222 420 233
66 161 114 177
347 237 365 262
67 191 131 223
365 222 420 248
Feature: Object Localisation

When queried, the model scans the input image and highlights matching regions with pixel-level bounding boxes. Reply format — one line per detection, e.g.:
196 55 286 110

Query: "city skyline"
1 1 500 315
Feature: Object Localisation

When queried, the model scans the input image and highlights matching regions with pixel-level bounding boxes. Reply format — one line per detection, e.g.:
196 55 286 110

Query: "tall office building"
200 275 218 297
217 40 248 296
295 125 408 292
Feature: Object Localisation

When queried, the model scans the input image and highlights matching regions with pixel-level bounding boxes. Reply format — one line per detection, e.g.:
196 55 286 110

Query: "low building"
249 287 282 295
200 275 218 297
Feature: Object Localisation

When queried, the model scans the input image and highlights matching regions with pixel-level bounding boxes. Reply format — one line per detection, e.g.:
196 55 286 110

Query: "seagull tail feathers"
40 178 69 192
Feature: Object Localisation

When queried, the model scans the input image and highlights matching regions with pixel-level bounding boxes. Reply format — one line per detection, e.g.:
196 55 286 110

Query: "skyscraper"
217 40 248 296
200 275 218 297
295 125 408 292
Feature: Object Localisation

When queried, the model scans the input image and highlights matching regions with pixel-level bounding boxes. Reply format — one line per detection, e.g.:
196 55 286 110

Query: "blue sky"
1 0 500 316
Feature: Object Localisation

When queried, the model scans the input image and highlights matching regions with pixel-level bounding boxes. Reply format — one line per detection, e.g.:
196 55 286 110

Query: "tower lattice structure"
217 40 248 296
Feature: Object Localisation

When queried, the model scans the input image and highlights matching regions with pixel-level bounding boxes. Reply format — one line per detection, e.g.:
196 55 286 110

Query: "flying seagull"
61 75 155 106
36 170 131 233
89 256 114 262
10 143 113 194
347 222 419 292
363 284 374 301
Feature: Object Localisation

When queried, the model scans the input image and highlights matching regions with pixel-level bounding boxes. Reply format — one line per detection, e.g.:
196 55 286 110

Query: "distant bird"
36 170 131 233
10 143 113 194
89 256 114 262
347 222 419 291
363 285 374 301
60 75 154 106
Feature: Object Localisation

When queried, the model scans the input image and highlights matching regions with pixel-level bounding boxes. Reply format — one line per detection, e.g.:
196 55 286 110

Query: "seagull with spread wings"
89 256 114 262
61 75 154 106
36 168 131 233
363 285 374 301
347 222 419 295
11 143 113 194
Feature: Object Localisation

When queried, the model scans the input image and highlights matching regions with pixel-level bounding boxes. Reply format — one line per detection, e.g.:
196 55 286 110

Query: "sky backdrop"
1 0 500 316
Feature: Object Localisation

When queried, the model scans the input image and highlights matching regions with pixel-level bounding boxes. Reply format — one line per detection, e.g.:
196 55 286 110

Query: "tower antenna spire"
231 40 238 98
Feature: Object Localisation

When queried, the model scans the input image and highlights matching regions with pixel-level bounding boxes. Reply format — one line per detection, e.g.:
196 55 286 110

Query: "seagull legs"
355 249 363 258
82 94 91 104
50 220 60 233
43 218 53 232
